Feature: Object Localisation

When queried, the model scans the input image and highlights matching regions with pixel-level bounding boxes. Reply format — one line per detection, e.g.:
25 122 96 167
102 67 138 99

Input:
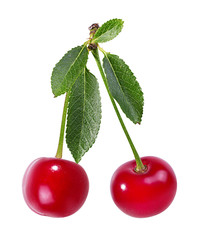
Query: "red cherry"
22 157 89 217
110 156 177 218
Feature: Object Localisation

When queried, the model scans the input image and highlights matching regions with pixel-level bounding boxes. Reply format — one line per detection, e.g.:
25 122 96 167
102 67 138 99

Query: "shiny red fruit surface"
22 157 89 217
110 156 177 218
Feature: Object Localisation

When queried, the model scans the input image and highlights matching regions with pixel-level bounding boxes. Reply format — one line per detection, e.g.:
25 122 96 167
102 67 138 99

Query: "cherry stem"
55 91 70 159
92 49 145 172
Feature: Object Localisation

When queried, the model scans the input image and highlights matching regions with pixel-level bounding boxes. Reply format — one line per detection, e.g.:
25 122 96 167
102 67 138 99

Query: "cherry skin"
110 156 177 218
22 157 89 217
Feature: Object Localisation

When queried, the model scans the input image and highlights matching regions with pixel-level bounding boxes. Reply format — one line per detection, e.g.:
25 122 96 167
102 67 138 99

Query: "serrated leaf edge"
103 53 144 124
93 18 124 43
51 44 88 97
66 68 102 163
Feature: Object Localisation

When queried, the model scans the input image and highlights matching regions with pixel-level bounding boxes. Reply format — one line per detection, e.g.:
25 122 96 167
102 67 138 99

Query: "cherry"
22 157 89 217
110 156 177 218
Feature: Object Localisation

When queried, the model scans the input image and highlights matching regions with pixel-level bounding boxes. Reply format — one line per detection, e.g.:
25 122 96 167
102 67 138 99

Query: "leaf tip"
74 158 81 164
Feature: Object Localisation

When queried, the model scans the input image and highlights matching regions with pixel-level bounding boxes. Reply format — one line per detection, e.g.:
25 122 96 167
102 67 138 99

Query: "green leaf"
93 19 124 43
66 68 101 163
103 53 144 124
51 45 88 97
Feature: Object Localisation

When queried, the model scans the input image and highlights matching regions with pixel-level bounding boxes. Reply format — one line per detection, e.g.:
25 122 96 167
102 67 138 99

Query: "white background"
1 0 204 239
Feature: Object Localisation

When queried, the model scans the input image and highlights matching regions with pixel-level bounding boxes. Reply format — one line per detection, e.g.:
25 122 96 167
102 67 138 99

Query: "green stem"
92 49 145 172
55 91 70 159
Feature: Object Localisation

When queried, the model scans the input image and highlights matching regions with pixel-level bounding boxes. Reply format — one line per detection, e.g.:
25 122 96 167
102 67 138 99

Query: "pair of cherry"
22 155 177 218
